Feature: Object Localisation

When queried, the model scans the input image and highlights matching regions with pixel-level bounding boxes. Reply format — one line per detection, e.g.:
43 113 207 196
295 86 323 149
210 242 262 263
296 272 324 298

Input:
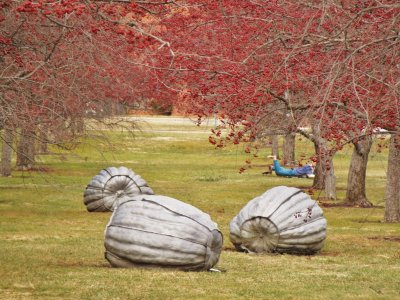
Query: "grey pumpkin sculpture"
83 166 154 212
104 195 223 271
230 186 327 255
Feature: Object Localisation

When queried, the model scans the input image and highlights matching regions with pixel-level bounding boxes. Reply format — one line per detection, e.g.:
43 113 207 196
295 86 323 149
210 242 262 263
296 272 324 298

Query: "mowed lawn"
0 116 399 299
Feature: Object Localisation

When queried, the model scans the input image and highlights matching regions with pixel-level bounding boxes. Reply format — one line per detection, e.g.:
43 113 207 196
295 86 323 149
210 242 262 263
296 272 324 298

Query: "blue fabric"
293 165 313 176
273 160 313 177
273 160 296 176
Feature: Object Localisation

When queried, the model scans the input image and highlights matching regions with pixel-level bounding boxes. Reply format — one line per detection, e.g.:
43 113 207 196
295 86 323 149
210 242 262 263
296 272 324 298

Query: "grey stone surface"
230 186 327 254
83 166 154 212
104 195 223 271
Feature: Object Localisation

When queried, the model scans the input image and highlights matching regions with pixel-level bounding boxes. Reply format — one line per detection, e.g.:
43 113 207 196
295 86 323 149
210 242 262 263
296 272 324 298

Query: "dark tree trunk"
311 127 336 200
345 136 373 207
324 161 336 200
38 125 48 154
312 127 325 189
16 127 36 170
313 148 325 190
384 134 400 222
283 132 296 166
270 135 280 159
1 127 14 176
71 117 84 135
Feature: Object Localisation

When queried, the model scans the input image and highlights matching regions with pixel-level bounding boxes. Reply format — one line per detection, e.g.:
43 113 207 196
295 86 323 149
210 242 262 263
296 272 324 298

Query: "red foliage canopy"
154 0 399 149
1 1 399 151
0 0 175 132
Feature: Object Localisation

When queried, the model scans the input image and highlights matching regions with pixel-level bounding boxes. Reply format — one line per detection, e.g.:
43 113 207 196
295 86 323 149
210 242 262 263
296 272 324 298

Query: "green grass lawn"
0 116 399 299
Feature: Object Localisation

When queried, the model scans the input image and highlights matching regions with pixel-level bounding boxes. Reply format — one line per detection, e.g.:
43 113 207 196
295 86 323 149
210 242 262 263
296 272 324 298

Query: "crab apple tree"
155 1 399 207
0 0 175 172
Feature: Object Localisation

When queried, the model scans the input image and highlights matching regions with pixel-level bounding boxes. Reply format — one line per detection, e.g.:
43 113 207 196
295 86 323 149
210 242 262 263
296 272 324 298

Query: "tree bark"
384 134 400 222
38 125 48 154
16 127 36 170
270 135 280 159
312 137 326 189
283 132 296 166
345 136 373 207
1 127 14 176
324 161 336 200
311 127 336 200
313 149 325 190
70 117 84 135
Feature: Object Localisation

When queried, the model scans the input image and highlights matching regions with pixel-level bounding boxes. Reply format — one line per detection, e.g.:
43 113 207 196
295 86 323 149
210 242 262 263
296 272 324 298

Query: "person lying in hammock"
267 155 315 178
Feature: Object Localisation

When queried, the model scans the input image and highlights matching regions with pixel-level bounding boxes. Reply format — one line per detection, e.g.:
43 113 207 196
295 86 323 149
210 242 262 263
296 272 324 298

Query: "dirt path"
122 115 220 127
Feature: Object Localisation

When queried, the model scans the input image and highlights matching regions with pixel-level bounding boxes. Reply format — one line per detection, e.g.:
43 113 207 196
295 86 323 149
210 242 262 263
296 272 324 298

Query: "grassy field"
0 116 399 299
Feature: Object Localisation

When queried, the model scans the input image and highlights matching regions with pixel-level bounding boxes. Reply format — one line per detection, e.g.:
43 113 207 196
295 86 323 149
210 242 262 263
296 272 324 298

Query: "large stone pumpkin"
230 186 327 255
104 195 223 271
83 166 154 212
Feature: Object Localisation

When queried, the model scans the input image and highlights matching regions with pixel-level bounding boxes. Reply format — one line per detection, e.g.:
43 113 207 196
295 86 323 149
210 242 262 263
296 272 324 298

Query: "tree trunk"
16 127 36 170
70 117 84 135
270 135 280 159
311 127 336 200
38 125 48 154
384 134 400 222
283 132 296 166
324 161 336 200
345 136 373 207
1 127 14 176
312 138 325 190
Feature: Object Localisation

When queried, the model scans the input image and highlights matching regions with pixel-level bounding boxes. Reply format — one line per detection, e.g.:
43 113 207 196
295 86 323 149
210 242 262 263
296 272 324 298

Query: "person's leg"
273 159 295 176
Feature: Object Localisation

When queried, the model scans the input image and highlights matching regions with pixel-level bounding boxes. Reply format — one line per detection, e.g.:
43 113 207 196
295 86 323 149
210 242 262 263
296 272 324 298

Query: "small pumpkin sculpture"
230 186 327 255
104 195 223 271
83 166 154 212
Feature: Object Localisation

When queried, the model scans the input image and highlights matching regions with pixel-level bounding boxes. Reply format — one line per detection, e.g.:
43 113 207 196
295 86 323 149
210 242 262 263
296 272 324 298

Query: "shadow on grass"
55 261 110 268
319 201 384 208
367 236 400 242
